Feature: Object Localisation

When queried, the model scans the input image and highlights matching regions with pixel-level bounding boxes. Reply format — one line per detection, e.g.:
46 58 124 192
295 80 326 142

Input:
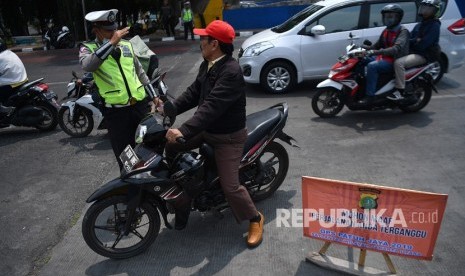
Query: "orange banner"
302 176 447 260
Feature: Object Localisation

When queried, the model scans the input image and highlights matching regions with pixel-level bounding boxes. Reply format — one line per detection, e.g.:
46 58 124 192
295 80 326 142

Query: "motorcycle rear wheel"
58 107 94 137
34 102 58 131
399 81 432 113
65 35 75 48
246 141 289 202
312 88 344 118
82 196 161 259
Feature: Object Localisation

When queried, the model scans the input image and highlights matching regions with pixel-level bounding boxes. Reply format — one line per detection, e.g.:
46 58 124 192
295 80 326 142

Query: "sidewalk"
8 29 262 53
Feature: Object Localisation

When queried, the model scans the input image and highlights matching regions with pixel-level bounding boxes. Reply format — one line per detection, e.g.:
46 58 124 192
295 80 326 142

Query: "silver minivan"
238 0 465 93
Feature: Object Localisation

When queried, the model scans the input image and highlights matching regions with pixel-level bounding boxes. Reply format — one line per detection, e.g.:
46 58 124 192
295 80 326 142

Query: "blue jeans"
366 59 393 96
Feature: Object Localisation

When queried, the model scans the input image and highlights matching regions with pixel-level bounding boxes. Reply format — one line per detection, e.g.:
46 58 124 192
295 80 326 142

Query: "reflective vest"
182 9 193 22
376 28 401 63
84 40 145 105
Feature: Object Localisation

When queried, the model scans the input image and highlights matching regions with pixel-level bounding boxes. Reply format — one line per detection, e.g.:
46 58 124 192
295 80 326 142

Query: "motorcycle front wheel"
34 102 58 131
244 141 289 202
58 106 94 137
312 88 344 118
82 196 161 259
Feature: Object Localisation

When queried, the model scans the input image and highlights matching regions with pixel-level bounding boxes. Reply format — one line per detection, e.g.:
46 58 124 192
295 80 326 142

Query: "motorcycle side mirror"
72 71 78 78
363 39 372 46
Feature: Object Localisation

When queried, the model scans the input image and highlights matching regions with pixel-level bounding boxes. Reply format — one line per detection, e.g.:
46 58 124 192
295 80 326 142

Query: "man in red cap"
163 20 264 248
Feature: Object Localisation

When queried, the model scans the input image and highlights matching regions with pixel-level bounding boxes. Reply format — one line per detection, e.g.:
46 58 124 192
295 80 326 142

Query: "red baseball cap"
194 20 235 44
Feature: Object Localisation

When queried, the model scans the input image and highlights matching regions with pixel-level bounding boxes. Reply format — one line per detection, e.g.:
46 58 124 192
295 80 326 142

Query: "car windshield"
271 4 324 33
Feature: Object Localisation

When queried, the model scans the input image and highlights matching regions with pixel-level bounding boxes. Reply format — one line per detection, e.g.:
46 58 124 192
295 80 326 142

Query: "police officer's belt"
105 97 138 108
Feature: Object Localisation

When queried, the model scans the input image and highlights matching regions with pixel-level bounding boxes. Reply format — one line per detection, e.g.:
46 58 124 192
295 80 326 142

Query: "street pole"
81 0 88 40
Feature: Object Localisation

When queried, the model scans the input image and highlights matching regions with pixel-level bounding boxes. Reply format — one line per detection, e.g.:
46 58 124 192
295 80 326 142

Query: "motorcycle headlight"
135 125 147 144
242 41 274 57
67 82 76 94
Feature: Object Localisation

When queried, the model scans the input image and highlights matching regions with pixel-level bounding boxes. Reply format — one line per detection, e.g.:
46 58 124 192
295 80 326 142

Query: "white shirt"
208 54 226 71
0 50 28 87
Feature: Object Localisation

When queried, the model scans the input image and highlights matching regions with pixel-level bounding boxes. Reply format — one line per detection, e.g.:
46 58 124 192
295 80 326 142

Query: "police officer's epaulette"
79 40 97 48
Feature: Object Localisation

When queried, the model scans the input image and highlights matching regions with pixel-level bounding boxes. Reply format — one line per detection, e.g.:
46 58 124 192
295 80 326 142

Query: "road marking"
432 93 465 99
189 57 203 74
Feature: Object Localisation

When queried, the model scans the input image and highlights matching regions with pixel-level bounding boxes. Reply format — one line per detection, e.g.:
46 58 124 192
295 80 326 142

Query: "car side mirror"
310 25 326 36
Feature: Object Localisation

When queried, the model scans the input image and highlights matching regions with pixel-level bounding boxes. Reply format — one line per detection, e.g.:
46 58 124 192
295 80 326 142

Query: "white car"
238 0 465 93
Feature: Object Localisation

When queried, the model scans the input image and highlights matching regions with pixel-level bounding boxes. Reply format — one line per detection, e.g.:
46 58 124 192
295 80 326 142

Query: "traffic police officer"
79 9 159 169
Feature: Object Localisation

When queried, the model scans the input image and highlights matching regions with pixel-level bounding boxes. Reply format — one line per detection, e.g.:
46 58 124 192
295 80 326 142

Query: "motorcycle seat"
198 108 282 164
244 108 282 153
16 78 45 92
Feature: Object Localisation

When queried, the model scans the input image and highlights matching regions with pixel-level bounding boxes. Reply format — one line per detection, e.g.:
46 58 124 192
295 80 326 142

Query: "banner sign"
302 176 447 260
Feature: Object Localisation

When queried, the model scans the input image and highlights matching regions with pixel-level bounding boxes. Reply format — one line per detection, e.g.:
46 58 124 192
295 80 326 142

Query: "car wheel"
428 57 445 84
260 61 296 94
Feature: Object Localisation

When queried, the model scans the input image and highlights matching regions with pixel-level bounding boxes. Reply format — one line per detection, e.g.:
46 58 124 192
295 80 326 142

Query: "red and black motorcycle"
312 42 438 118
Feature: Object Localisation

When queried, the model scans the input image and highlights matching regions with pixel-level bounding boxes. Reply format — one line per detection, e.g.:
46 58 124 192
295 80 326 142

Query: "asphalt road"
1 37 465 276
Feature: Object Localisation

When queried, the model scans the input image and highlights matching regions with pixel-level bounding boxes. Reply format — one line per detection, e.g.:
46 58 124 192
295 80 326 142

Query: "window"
313 5 362 34
273 4 323 33
369 2 418 28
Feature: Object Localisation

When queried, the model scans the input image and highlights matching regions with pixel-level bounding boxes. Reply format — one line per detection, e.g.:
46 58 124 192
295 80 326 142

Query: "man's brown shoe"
247 212 264 248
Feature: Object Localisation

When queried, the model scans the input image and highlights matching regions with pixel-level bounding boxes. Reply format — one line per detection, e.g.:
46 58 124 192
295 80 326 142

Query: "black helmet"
381 4 404 28
419 0 441 19
0 38 7 53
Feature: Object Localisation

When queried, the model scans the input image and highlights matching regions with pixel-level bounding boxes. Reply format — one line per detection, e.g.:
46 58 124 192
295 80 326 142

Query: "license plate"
119 145 140 172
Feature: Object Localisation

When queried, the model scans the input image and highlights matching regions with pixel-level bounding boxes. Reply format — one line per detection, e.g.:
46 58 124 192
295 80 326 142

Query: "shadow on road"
84 189 296 276
311 110 435 133
0 127 59 146
58 132 112 153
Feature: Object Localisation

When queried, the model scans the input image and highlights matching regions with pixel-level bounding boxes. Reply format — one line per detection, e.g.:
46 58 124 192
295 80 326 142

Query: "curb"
9 30 262 53
10 46 45 53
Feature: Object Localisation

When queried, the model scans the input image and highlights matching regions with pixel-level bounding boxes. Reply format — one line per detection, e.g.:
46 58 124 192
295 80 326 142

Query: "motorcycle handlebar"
176 137 186 144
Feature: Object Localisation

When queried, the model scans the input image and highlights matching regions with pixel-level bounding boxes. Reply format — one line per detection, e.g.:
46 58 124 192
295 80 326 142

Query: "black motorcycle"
43 19 75 50
0 78 59 131
82 101 297 259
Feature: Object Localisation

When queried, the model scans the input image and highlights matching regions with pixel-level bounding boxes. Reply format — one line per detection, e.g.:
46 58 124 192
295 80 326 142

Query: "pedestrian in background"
181 2 195 40
161 0 176 37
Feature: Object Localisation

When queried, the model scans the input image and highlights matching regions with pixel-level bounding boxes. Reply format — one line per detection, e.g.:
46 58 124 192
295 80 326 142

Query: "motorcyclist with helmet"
0 38 28 115
360 4 410 104
391 0 442 100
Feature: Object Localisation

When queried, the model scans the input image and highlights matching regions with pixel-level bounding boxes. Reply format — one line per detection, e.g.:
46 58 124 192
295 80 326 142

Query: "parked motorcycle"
0 78 59 130
43 19 75 50
58 56 168 138
312 39 437 118
81 101 297 259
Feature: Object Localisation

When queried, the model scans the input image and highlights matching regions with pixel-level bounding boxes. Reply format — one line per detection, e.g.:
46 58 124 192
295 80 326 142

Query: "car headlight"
242 42 274 57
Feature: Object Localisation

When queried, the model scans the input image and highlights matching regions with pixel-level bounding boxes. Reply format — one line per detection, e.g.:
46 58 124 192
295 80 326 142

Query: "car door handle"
348 32 361 40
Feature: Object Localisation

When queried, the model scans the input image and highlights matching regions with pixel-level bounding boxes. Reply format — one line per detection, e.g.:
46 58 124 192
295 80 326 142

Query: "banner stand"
306 242 397 275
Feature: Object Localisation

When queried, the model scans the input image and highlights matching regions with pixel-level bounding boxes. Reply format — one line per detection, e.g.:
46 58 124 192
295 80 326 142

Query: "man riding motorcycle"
392 0 442 100
0 38 28 114
359 4 410 104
